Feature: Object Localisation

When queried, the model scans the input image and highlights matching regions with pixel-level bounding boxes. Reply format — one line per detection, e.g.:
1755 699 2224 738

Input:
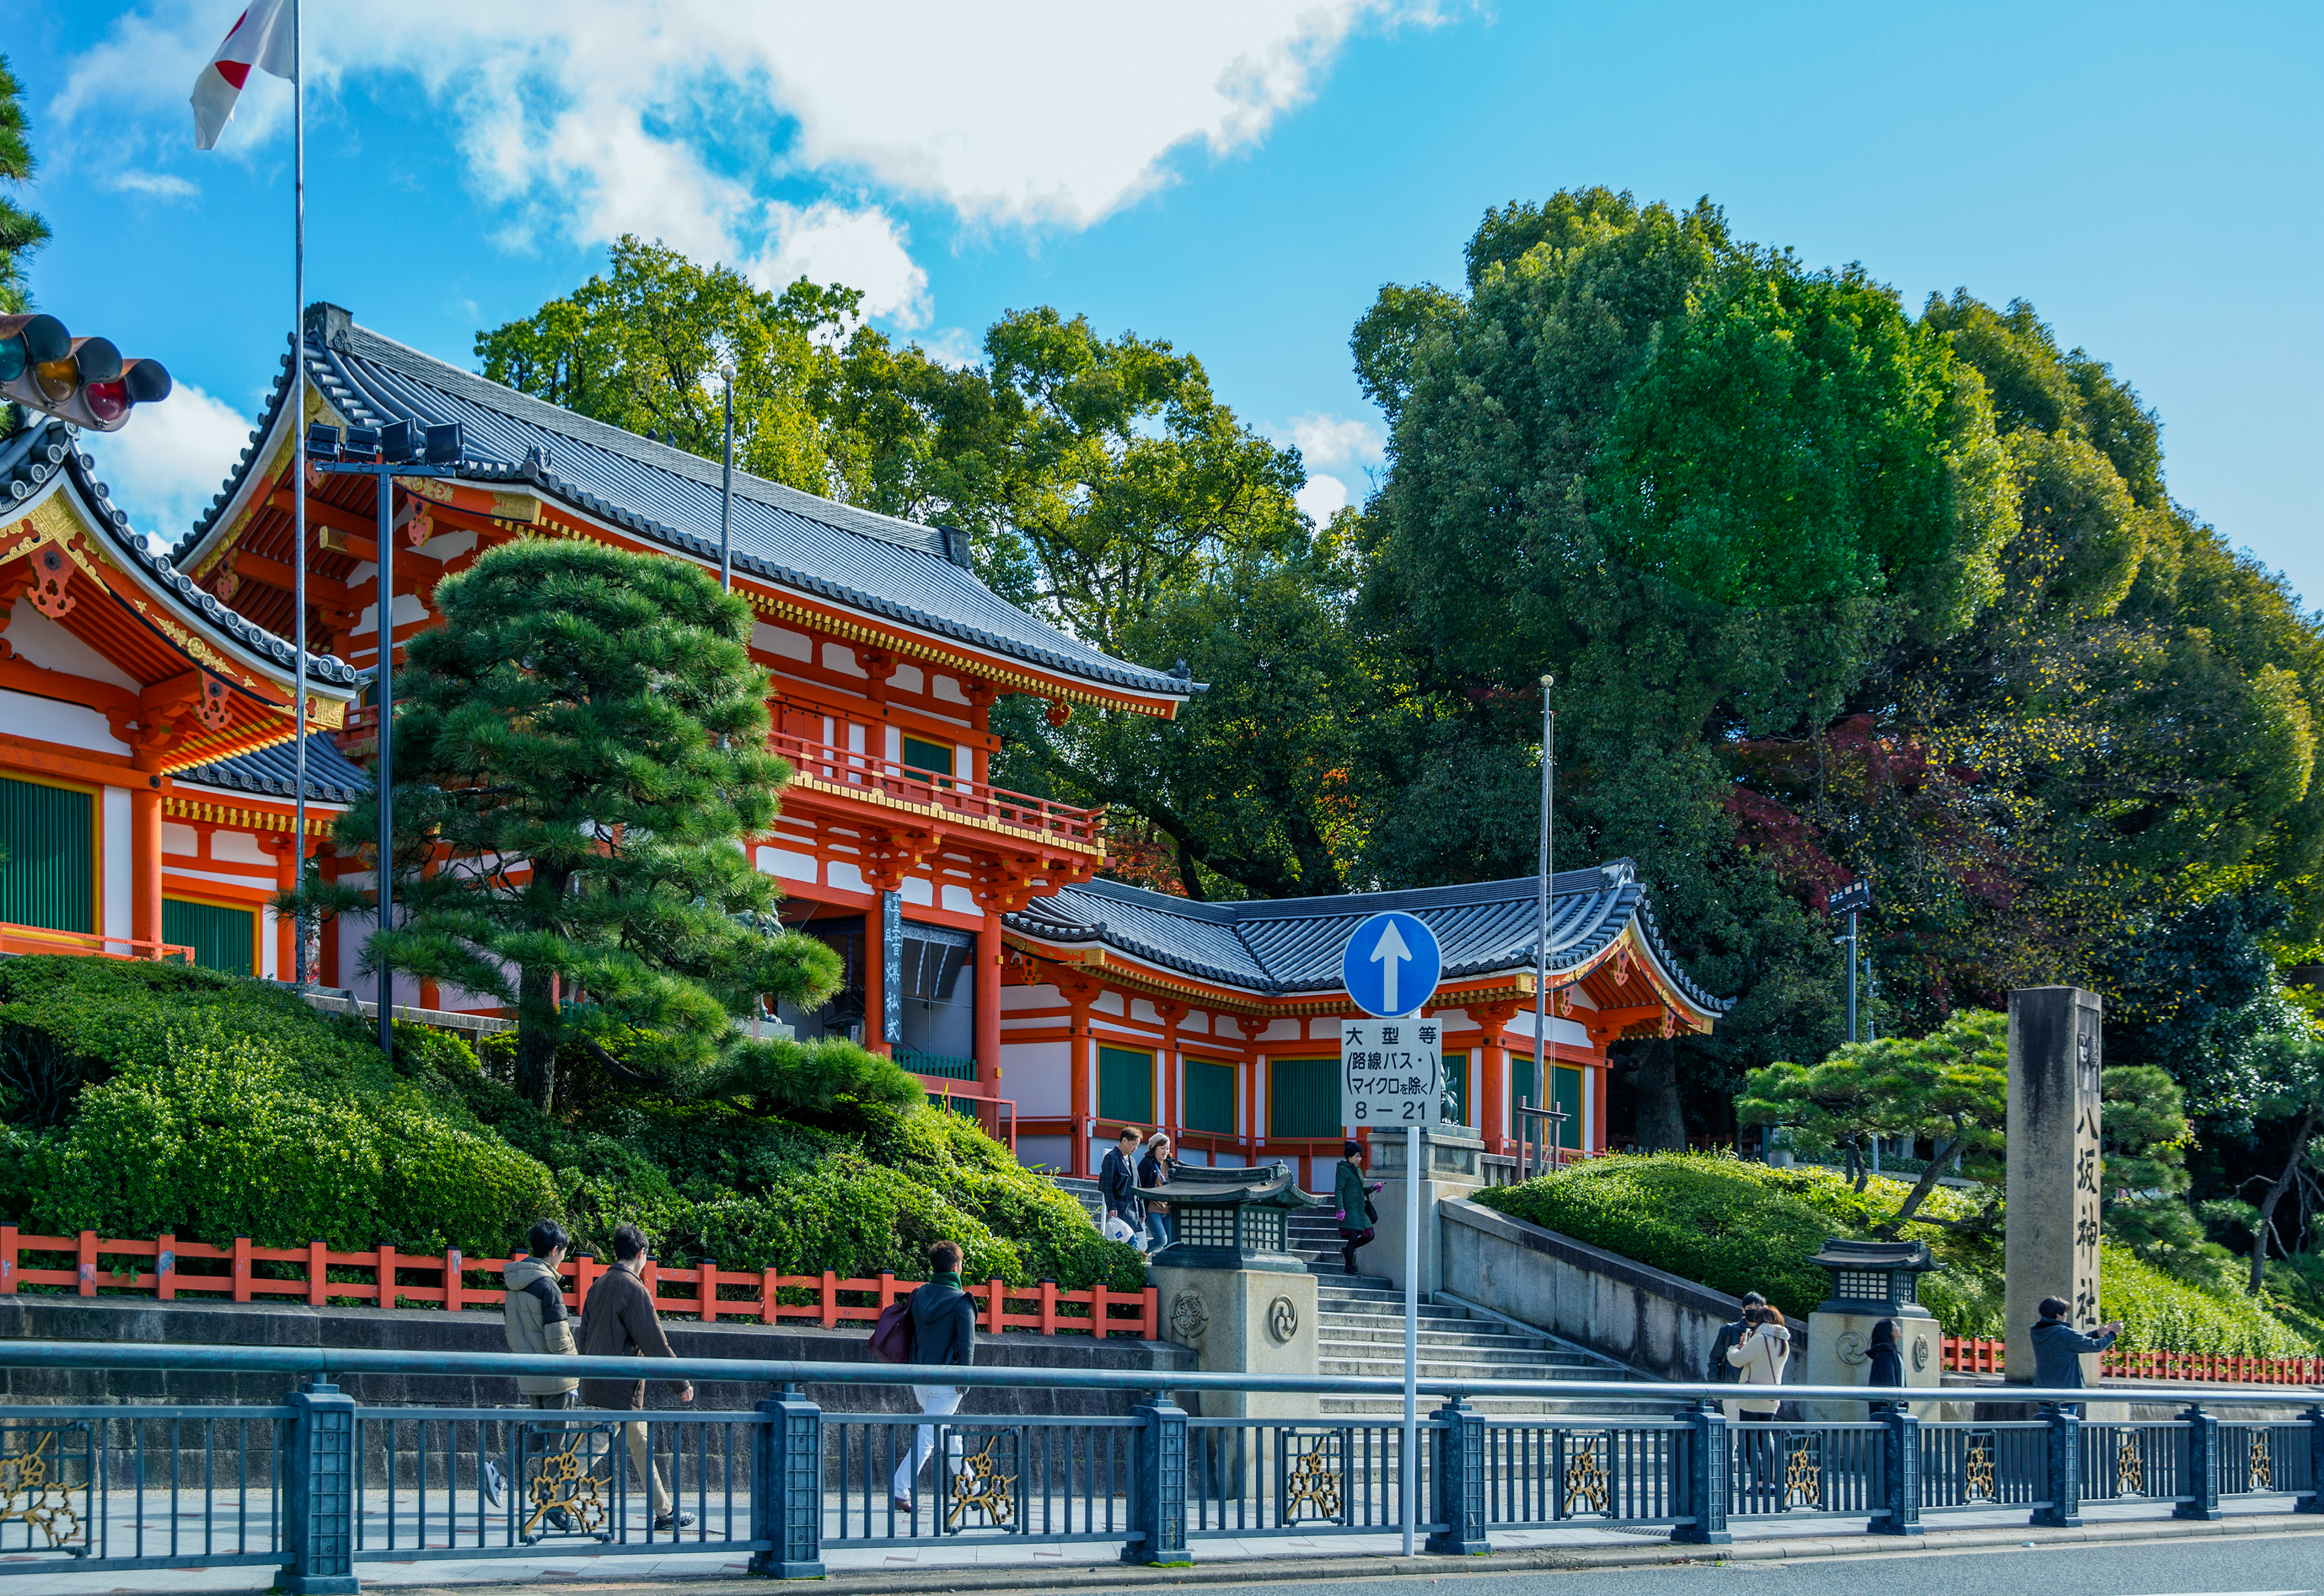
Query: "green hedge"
1475 1152 2317 1357
0 956 1145 1293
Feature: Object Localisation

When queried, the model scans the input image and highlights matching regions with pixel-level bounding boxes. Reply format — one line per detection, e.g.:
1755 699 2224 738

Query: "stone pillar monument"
1371 1126 1485 1300
2005 986 2105 1386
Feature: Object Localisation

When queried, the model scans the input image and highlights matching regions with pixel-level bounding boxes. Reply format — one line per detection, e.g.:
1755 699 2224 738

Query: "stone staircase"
1048 1174 1105 1230
1285 1208 1653 1418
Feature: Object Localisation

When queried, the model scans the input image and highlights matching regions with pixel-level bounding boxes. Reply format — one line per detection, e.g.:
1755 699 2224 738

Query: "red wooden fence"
0 1227 1157 1341
1941 1333 2324 1385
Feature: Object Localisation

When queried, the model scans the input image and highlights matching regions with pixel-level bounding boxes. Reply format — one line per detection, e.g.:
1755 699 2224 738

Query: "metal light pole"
1402 1114 1419 1555
1828 879 1871 1045
1533 674 1555 1169
289 0 310 987
718 363 736 591
312 420 466 1054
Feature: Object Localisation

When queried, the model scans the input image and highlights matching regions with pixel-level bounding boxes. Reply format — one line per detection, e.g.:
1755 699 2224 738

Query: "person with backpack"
888 1238 979 1513
1098 1126 1146 1247
1334 1140 1382 1276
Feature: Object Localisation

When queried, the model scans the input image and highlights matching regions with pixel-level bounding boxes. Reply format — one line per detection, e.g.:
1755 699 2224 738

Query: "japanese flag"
191 0 297 152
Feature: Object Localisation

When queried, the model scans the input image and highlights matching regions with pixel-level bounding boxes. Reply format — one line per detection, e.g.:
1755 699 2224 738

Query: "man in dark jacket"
579 1225 695 1531
2030 1296 2123 1393
1711 1292 1766 1383
892 1239 979 1512
1098 1126 1145 1245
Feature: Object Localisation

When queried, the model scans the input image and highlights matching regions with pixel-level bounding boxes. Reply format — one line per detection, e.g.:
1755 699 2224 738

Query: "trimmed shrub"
1477 1151 2319 1356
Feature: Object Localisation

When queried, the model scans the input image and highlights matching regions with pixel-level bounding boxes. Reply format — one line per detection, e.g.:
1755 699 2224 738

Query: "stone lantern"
1144 1163 1324 1421
1799 1238 1941 1421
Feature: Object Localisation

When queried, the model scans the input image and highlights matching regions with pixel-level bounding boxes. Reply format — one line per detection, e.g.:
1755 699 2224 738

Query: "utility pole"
719 363 736 591
1532 674 1555 1167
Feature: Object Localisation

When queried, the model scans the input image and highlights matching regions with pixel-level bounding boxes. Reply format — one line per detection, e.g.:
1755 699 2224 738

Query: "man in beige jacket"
504 1220 580 1408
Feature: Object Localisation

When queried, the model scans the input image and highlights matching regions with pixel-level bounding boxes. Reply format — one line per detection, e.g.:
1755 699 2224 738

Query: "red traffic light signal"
1 314 172 433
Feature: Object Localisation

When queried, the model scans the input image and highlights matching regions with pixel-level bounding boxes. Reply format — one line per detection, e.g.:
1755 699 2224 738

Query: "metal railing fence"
0 1341 2312 1580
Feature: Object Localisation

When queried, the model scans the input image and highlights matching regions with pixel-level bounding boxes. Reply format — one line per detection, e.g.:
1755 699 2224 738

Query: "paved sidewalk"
0 1497 2314 1595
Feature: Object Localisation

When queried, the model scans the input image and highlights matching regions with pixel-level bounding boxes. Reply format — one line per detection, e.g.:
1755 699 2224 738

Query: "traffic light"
0 313 173 433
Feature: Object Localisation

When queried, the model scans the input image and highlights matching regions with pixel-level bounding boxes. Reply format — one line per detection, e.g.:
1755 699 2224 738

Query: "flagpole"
290 0 309 987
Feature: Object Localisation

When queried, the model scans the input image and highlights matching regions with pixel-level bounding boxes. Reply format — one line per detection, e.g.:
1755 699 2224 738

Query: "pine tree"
296 538 848 1109
0 55 51 316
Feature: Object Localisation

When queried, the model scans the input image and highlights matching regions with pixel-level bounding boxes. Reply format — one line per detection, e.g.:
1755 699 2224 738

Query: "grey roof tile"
4 418 357 687
174 312 1198 701
177 734 368 805
1005 860 1731 1011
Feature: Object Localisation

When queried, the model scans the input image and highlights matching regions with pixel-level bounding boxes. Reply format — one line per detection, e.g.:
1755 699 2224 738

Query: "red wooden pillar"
1235 1015 1269 1166
131 778 164 952
976 914 1002 1096
1062 975 1103 1177
1154 1001 1188 1145
1473 1001 1521 1158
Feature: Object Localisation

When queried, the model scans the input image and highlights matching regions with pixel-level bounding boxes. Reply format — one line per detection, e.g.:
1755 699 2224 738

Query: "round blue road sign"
1341 911 1443 1019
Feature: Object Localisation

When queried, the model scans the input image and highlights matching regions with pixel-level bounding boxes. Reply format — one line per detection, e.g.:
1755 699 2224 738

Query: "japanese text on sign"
1341 1018 1449 1130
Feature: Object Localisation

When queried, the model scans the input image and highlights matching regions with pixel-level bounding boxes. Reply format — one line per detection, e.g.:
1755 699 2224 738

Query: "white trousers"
891 1384 964 1501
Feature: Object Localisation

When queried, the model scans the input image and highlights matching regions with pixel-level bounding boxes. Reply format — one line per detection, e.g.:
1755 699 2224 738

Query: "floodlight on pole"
312 419 469 1054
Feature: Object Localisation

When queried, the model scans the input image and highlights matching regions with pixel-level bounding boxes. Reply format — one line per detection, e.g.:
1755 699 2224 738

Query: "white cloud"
78 382 251 544
106 169 198 200
1285 411 1386 471
745 202 931 330
1296 473 1350 524
53 2 1468 325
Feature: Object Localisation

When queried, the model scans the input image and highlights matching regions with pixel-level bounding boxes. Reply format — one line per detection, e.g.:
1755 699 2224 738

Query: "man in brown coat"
579 1224 695 1531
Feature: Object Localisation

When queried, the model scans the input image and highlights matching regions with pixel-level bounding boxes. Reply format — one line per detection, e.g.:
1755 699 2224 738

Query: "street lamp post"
718 363 736 592
309 417 467 1055
1829 878 1871 1045
1532 674 1556 1169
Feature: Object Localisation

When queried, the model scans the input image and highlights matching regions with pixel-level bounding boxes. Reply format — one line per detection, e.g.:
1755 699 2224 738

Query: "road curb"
380 1512 2324 1595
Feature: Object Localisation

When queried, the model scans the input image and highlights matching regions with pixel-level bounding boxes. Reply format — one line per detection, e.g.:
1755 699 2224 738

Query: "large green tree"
476 236 861 497
293 540 850 1110
0 55 45 316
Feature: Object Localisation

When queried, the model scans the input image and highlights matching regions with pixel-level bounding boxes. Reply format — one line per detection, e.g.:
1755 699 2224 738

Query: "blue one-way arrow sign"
1341 911 1443 1019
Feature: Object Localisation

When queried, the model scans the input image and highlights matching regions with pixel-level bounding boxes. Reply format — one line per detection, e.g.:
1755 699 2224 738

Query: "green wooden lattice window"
1442 1046 1471 1129
162 898 254 975
1269 1056 1339 1140
0 777 94 934
1183 1057 1236 1135
901 736 955 780
1098 1045 1154 1126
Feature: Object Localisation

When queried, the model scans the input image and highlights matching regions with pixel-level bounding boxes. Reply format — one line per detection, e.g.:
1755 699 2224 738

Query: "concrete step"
1318 1336 1561 1362
1322 1355 1624 1382
1319 1323 1549 1349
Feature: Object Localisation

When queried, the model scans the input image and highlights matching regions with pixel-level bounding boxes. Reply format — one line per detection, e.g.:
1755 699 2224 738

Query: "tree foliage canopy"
292 539 848 1110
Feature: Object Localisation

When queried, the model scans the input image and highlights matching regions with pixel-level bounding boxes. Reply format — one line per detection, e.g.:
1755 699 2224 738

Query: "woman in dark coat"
1333 1139 1382 1276
1866 1318 1905 1414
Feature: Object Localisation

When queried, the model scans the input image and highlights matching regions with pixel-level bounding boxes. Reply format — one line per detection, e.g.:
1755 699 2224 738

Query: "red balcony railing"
0 922 194 963
770 730 1102 846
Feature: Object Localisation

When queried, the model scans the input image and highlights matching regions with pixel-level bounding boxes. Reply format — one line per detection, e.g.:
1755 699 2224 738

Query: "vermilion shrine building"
0 304 1726 1183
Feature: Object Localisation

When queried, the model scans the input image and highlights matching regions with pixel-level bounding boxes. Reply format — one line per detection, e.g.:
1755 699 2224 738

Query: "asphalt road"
1040 1535 2324 1596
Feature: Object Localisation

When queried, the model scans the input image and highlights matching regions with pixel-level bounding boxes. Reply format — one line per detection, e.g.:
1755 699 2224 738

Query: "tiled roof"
174 308 1199 702
177 734 369 804
1004 859 1731 1013
3 418 357 687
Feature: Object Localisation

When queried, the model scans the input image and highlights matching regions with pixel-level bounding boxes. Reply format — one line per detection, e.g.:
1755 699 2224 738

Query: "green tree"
829 307 1307 658
0 55 46 316
2246 1022 2324 1293
289 540 848 1110
476 235 861 497
2096 1064 2235 1291
1737 1008 2007 1234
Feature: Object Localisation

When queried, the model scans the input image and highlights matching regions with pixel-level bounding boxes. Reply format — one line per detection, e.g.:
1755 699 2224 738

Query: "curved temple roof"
172 307 1197 706
1004 859 1731 1017
4 419 358 691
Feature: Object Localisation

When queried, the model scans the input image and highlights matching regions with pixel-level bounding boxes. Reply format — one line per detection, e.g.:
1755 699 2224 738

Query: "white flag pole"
289 0 309 986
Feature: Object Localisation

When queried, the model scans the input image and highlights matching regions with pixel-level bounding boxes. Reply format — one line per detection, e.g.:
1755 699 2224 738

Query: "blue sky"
10 2 2320 608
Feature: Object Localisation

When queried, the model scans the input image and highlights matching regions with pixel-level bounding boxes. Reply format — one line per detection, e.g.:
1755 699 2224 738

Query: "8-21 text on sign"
1341 1017 1449 1130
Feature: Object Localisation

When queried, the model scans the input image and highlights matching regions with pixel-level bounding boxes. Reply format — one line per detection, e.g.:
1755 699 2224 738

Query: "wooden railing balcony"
0 922 194 963
769 730 1103 848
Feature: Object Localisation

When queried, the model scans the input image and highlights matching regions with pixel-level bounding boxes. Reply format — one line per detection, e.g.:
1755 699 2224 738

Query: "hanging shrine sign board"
1339 911 1451 1131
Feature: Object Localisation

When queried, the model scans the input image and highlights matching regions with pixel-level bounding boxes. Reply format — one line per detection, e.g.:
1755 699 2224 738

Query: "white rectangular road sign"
1340 1017 1449 1131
